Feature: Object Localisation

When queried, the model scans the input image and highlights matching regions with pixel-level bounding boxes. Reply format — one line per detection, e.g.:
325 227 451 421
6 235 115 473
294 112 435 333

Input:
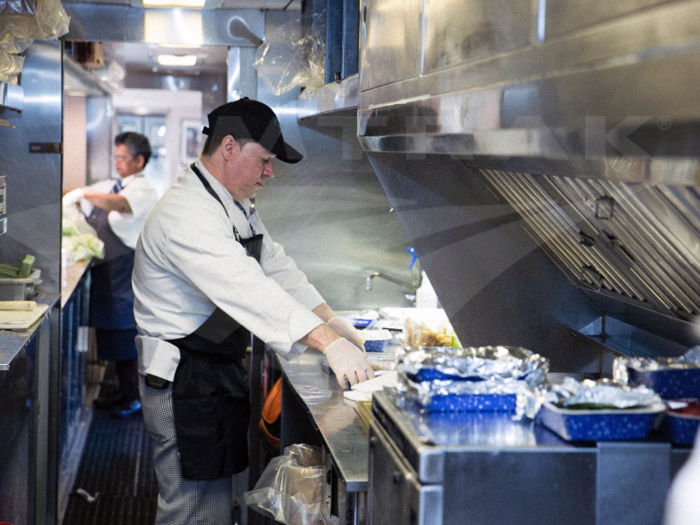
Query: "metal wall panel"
544 0 677 39
423 0 531 73
359 0 421 91
0 40 63 293
254 12 415 311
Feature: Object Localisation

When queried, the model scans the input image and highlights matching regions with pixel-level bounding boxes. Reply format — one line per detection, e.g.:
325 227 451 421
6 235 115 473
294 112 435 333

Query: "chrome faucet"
365 272 422 305
365 272 419 292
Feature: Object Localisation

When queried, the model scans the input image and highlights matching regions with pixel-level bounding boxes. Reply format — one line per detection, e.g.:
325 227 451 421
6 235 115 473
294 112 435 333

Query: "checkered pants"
139 374 233 525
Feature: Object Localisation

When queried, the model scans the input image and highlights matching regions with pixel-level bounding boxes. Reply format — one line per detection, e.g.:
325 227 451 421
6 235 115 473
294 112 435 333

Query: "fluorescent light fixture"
143 0 206 7
157 54 197 66
144 10 203 46
158 43 202 49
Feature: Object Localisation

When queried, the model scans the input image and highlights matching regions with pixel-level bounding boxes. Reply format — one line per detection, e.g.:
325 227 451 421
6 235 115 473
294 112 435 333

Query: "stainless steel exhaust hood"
356 0 700 365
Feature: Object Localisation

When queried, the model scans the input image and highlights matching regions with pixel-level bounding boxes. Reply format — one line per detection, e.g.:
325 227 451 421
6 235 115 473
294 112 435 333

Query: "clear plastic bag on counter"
403 317 454 348
245 444 339 525
253 12 326 100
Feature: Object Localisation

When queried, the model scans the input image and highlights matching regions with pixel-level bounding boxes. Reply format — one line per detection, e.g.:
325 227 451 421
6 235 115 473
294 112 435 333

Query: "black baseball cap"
202 97 303 164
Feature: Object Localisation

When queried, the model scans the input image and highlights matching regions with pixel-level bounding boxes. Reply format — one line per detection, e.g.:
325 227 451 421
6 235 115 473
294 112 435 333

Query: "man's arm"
83 191 132 213
312 303 365 350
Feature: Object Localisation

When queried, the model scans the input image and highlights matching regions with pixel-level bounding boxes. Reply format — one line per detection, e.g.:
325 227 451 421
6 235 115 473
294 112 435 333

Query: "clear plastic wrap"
62 206 105 261
0 0 70 84
0 0 36 15
253 13 326 100
396 346 549 411
402 317 454 347
515 376 663 420
245 444 338 525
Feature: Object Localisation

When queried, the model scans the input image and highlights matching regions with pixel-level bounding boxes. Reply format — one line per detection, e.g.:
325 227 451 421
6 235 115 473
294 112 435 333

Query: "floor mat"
61 407 158 525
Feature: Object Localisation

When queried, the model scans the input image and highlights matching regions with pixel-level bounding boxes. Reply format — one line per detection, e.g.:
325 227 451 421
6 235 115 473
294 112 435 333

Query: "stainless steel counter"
0 290 59 370
277 350 370 492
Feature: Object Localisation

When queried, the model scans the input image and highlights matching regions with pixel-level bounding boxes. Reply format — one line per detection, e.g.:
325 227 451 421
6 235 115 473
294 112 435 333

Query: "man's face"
113 144 143 178
222 140 276 201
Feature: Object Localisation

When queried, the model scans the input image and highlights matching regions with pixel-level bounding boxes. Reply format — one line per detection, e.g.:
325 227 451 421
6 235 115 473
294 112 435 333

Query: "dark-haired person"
63 132 159 418
132 98 373 524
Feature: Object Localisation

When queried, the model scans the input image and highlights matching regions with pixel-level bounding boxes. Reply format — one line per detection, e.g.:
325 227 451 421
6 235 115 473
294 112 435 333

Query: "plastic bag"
253 13 326 100
0 0 70 83
403 317 454 347
245 444 338 525
62 205 105 260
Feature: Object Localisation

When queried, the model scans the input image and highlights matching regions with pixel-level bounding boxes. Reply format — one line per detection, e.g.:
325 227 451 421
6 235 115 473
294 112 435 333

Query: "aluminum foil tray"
536 402 665 442
423 393 516 413
627 367 700 399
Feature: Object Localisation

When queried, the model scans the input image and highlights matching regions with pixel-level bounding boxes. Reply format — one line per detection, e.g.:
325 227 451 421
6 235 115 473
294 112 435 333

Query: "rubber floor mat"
62 408 158 525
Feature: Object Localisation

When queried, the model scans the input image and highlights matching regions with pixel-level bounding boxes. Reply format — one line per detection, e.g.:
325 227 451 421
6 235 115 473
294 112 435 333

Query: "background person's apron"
87 193 137 332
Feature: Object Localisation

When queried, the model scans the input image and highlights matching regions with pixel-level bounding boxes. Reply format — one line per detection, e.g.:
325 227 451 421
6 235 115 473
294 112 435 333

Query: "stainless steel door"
368 421 443 525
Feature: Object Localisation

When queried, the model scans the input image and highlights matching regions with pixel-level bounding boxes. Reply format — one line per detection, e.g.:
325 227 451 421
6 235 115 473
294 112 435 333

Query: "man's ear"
135 154 146 171
221 135 237 160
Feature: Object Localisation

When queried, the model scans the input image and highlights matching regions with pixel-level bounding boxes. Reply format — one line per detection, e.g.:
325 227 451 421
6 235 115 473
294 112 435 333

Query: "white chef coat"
80 173 159 249
133 159 326 381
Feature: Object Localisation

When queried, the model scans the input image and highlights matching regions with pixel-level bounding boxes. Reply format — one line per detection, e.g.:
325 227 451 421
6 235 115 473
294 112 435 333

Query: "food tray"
661 412 700 445
627 366 700 399
420 393 517 413
536 401 665 442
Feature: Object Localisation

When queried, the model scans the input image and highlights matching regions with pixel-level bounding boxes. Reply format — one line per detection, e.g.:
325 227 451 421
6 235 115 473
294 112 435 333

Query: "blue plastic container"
420 393 517 412
536 402 665 442
362 329 392 352
627 366 700 399
661 411 700 445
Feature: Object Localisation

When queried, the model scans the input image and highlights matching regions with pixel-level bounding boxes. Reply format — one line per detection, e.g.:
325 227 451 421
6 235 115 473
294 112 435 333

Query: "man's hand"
327 316 366 351
62 188 84 207
324 338 375 389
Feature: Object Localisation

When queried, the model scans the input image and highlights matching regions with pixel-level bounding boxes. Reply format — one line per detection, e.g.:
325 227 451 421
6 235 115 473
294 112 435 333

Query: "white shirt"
81 173 159 249
132 159 325 380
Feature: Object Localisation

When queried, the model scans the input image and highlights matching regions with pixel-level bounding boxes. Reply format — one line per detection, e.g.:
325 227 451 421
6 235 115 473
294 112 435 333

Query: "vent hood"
355 0 700 363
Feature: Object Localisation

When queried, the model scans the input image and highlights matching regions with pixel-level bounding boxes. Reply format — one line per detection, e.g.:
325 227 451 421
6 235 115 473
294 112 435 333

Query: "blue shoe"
111 399 141 419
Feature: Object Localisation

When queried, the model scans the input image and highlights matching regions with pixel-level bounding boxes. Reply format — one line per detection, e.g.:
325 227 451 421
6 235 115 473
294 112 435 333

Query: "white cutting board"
0 304 49 329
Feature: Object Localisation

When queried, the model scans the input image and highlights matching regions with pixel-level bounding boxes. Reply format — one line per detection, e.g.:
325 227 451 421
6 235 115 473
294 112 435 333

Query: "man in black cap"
132 98 373 524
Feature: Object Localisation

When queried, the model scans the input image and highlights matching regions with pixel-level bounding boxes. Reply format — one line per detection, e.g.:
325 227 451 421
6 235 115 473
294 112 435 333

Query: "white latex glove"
327 316 366 351
62 188 84 207
324 337 375 389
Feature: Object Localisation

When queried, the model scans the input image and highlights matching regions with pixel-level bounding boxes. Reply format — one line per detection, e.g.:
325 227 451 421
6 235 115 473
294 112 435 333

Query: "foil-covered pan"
613 347 700 399
396 346 549 412
530 377 664 442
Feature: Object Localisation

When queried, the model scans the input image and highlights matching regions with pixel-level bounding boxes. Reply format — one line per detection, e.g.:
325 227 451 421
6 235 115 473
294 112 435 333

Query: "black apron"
87 184 137 331
168 164 264 481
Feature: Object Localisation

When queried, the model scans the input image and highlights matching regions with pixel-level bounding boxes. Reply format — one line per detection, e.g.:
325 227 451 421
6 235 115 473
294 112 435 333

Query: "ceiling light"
158 43 202 49
157 54 197 66
143 0 206 7
144 10 203 46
